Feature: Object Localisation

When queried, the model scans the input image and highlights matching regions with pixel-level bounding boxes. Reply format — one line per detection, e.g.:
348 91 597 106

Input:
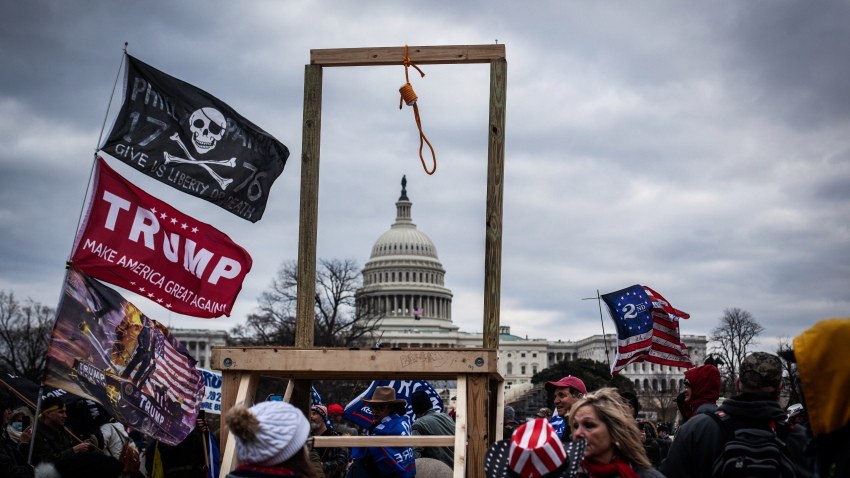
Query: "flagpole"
596 290 612 374
582 291 613 375
26 386 44 465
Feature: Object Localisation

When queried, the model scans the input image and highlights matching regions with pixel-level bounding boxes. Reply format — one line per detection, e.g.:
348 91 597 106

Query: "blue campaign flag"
205 430 220 478
343 380 445 428
550 413 565 438
351 414 416 478
311 385 334 430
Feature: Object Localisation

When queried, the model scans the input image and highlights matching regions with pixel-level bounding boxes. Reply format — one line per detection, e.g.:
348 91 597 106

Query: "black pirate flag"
100 55 289 222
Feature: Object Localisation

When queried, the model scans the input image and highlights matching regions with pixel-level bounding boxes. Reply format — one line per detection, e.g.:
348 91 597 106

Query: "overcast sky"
1 1 848 351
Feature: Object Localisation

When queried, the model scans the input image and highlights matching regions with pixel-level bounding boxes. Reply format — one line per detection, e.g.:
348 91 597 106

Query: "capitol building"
355 179 707 403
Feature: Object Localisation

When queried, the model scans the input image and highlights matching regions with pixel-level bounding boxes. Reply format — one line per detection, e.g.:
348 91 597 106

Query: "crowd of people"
1 318 847 478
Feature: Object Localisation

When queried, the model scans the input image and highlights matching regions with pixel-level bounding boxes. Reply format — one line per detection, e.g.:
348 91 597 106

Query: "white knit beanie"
226 401 310 467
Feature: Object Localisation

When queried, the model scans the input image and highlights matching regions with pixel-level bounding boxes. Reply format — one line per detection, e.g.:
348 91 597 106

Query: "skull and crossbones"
164 108 235 190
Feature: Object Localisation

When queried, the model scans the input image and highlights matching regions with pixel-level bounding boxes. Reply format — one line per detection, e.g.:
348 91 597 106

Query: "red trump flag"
70 157 252 318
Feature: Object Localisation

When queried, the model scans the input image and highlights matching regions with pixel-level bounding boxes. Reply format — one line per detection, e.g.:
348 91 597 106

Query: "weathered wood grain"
483 59 507 351
453 375 468 478
311 44 505 67
294 64 323 418
220 371 259 478
467 374 489 478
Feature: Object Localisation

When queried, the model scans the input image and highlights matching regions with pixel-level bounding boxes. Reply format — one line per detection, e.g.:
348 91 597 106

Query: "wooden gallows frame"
213 44 508 478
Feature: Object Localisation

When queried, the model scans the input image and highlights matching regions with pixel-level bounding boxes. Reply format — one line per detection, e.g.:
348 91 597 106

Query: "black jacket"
0 434 33 478
660 393 813 478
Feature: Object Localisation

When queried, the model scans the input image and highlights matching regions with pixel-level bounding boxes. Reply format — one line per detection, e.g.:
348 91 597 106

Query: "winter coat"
314 428 349 478
99 422 132 459
682 365 720 421
659 392 813 478
793 318 850 478
31 423 77 466
411 409 454 469
0 433 33 478
227 464 300 478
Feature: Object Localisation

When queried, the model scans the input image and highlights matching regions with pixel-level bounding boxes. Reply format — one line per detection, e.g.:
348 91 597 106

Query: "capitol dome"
355 177 455 334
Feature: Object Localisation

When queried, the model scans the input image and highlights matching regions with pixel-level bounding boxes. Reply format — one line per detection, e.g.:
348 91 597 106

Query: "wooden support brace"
453 375 468 478
220 371 259 478
311 44 505 67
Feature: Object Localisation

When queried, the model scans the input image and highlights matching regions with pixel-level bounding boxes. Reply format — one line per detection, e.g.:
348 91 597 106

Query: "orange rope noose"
399 45 436 175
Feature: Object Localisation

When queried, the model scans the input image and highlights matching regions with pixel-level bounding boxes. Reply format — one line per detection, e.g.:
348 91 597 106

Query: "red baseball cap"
328 404 344 416
544 376 587 395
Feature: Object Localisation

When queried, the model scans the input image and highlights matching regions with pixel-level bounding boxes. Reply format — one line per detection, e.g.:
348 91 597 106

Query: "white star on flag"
157 299 163 303
148 293 154 298
160 213 167 220
139 287 145 292
181 223 188 229
151 208 157 214
191 227 198 233
170 218 177 224
166 304 172 308
130 282 136 285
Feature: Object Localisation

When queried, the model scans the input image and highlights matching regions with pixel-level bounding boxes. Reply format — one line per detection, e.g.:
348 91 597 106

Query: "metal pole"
597 290 612 373
27 386 44 465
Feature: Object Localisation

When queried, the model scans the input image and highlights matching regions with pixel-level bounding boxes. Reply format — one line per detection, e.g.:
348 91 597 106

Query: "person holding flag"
348 387 416 478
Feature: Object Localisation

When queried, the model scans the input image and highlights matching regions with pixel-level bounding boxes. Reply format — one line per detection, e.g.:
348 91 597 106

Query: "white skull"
188 108 226 155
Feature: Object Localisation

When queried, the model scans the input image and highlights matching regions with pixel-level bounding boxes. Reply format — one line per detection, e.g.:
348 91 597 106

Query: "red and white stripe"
508 419 566 478
141 341 204 416
611 286 694 374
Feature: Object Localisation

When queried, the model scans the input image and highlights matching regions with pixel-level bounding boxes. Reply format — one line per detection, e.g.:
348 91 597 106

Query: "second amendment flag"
70 157 252 318
100 54 289 222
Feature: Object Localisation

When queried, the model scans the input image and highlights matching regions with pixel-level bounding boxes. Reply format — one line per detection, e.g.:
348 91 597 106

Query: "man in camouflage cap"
661 351 813 478
738 351 783 391
535 408 552 419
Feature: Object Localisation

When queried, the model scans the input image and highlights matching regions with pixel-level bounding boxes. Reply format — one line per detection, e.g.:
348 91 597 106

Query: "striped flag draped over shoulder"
601 284 693 374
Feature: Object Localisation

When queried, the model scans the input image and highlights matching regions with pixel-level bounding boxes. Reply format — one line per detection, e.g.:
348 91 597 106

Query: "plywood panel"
453 375 468 478
220 372 259 478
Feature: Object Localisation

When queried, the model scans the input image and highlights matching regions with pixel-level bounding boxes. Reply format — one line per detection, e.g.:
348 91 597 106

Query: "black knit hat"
411 390 433 415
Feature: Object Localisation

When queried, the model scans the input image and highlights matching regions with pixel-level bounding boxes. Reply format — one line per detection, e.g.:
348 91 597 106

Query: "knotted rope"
399 45 436 175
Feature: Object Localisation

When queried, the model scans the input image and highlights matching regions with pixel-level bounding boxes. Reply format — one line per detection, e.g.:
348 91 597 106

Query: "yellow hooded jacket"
794 318 850 437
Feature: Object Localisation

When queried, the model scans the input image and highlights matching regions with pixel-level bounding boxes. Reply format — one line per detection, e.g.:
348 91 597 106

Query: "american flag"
601 285 693 374
142 321 205 424
413 308 424 316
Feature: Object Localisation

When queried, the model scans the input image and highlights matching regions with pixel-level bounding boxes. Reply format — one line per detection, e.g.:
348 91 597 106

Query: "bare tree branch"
0 291 54 382
230 258 383 347
710 307 764 395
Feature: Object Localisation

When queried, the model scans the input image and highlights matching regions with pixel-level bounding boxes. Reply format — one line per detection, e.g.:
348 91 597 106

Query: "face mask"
10 422 22 432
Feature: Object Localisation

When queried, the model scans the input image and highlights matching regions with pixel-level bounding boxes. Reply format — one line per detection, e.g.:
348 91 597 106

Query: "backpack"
708 410 797 478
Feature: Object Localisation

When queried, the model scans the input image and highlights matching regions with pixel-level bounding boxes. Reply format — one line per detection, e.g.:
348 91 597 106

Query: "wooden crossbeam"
311 44 505 67
211 347 499 379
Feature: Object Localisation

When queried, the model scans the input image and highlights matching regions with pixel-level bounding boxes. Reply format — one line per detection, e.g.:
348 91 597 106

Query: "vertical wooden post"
293 64 323 418
220 371 260 478
218 370 242 453
482 58 506 350
483 58 507 454
467 374 489 478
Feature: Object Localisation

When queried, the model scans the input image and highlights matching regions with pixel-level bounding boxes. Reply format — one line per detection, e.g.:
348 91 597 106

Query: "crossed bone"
164 133 235 190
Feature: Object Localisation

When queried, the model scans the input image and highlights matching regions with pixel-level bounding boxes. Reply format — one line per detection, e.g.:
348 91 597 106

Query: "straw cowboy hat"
361 386 408 405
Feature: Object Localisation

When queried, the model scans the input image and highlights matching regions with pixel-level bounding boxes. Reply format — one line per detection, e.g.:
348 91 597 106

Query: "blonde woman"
568 388 665 478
